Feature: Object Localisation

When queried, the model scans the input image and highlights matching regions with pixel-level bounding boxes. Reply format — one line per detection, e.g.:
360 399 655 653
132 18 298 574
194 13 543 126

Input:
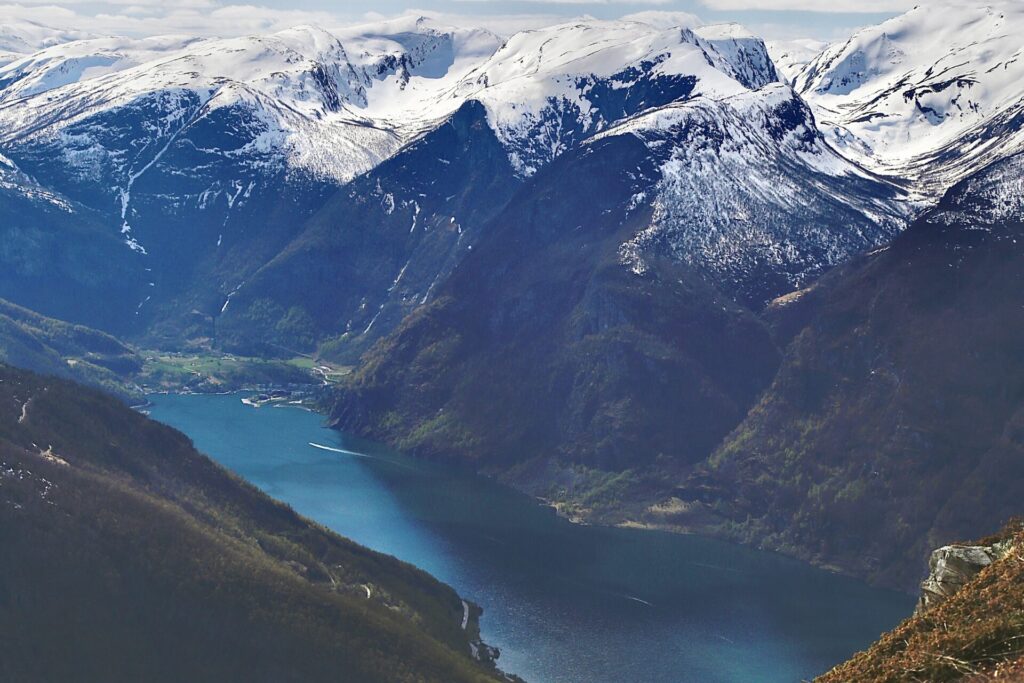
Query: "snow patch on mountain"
937 152 1024 228
766 39 828 85
795 2 1024 195
603 83 910 301
459 20 778 175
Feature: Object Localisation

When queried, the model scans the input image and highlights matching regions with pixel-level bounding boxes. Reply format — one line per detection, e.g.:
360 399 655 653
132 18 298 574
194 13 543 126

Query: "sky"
0 0 923 44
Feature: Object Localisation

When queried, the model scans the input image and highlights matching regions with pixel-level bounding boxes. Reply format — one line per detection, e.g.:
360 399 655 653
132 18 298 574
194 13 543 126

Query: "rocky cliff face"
917 541 1014 614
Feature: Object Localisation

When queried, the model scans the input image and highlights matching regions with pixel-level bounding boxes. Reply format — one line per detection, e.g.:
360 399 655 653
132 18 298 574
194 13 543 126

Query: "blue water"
147 393 913 683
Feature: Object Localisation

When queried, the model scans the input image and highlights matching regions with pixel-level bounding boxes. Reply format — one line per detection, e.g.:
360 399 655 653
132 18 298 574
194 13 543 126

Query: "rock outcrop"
917 542 1013 613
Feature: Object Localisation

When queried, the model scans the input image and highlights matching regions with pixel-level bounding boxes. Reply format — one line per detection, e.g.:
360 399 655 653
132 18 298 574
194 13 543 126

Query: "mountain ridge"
0 362 511 682
2 15 899 360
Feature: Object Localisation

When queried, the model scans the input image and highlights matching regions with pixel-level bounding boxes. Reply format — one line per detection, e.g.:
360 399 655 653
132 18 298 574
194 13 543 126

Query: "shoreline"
534 491 917 597
153 388 914 598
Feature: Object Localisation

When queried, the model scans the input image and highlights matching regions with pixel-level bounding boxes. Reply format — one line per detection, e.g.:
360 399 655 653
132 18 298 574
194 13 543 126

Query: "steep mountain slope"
819 521 1024 682
215 100 519 360
329 130 780 475
672 152 1024 590
0 17 795 351
796 2 1024 195
0 364 508 683
0 19 502 342
455 20 778 176
0 298 141 401
0 153 148 333
326 80 907 502
212 20 906 359
607 84 907 306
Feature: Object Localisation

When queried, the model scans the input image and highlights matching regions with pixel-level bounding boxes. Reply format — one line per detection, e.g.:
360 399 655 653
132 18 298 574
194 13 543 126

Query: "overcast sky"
0 0 920 42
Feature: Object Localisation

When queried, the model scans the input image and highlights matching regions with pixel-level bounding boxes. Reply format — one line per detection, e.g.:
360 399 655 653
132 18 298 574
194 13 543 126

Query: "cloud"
0 2 363 39
396 7 586 35
620 10 703 28
699 0 916 11
0 1 644 43
452 0 671 4
0 0 894 47
0 2 593 42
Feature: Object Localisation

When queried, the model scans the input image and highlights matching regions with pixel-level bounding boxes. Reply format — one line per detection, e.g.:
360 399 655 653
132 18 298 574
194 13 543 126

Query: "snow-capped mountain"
0 17 780 198
0 24 453 191
457 20 779 175
609 83 908 302
794 2 1024 195
0 18 504 333
0 18 505 230
206 19 910 358
0 35 206 102
0 14 907 350
766 38 828 85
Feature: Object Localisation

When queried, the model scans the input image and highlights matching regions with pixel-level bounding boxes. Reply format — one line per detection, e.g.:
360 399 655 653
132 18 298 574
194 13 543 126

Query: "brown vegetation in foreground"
818 521 1024 682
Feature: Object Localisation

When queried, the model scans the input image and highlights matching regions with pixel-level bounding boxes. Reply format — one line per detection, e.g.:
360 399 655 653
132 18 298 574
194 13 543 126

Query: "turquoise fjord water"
147 393 912 683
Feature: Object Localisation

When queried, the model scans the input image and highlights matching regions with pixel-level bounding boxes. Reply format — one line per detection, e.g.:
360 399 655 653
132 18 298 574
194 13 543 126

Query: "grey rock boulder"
917 541 1013 613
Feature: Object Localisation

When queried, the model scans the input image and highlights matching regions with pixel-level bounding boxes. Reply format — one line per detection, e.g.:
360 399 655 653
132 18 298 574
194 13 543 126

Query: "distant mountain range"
0 15 906 356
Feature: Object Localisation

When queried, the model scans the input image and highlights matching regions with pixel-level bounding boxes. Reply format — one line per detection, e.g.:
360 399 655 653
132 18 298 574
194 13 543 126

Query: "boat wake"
308 442 421 472
308 442 374 459
624 595 653 607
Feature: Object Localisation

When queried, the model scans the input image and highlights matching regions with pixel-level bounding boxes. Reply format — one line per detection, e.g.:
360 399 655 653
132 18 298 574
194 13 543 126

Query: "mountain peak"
794 0 1024 194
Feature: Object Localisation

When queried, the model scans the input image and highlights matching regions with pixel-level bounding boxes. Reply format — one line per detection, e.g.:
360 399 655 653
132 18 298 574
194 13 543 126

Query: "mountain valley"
3 4 1024 680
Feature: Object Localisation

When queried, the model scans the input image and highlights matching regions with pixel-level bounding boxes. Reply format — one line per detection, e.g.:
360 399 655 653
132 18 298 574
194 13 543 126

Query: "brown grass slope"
818 522 1024 682
0 364 507 683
